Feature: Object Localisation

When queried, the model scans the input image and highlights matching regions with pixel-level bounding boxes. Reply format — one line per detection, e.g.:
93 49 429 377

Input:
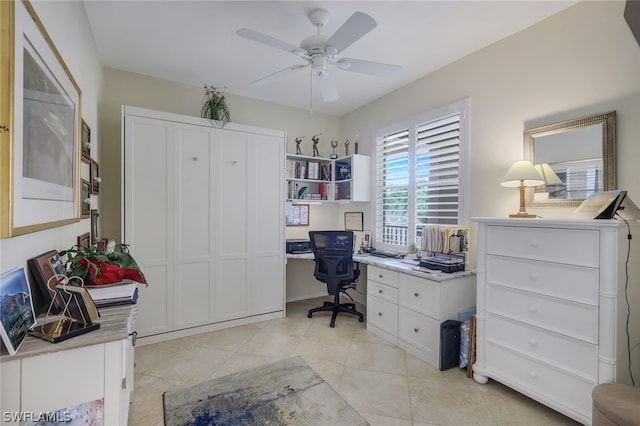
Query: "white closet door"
123 116 173 336
247 133 284 314
174 125 216 327
215 130 249 320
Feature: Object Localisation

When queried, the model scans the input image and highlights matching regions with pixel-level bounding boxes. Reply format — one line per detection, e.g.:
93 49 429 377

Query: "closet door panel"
175 127 214 326
218 132 247 255
215 258 248 321
124 116 173 336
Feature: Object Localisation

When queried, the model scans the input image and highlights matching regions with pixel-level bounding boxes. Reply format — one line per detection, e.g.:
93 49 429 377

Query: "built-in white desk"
286 253 475 368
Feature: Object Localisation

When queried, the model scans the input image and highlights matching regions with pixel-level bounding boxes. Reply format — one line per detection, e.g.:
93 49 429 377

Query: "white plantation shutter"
375 100 468 250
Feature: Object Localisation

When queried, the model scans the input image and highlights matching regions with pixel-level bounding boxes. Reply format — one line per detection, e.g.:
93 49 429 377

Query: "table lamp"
533 163 563 201
500 160 544 218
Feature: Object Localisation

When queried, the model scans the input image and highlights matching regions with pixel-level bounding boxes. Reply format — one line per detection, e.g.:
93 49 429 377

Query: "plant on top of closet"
201 84 231 127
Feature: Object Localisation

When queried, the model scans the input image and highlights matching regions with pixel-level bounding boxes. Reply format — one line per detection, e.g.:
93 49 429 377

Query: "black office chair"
307 230 364 328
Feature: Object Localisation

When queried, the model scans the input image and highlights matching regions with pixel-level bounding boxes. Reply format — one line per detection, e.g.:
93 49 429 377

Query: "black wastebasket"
440 319 462 371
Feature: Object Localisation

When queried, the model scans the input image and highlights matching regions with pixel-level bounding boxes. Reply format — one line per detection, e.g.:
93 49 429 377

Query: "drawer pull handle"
529 306 539 314
378 312 383 316
414 328 419 333
378 289 383 294
529 371 538 379
414 292 419 297
529 339 538 347
379 274 384 278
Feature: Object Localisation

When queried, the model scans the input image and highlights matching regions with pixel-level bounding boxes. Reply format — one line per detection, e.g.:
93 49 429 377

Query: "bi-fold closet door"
123 108 284 339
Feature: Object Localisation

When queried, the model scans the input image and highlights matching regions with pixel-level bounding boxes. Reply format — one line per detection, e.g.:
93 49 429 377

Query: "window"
374 100 469 251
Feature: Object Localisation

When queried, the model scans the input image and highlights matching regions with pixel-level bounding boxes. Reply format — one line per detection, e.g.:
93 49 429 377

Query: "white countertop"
286 252 474 282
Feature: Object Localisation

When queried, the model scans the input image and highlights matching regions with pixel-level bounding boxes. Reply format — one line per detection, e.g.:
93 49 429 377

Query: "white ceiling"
83 0 578 116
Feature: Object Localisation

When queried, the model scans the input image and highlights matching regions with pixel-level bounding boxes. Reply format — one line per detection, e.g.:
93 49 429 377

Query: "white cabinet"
286 153 370 203
473 218 640 425
0 306 135 426
123 106 285 340
366 263 475 368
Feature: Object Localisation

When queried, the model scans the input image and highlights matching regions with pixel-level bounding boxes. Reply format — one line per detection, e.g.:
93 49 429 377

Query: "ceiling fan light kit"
236 8 402 105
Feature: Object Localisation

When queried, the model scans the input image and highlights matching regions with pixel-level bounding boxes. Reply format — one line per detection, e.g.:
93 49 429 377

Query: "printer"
286 239 312 254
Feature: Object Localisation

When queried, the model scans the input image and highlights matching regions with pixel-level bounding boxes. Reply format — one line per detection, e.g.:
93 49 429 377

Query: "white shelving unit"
286 153 370 203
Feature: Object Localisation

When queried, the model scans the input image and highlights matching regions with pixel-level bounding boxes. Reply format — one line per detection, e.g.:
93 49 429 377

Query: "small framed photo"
90 209 100 244
286 204 309 226
81 119 91 161
344 212 364 231
77 232 90 248
81 179 91 218
90 159 100 194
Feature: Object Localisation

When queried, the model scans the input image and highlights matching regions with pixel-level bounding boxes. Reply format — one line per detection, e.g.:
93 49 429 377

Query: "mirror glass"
524 111 616 207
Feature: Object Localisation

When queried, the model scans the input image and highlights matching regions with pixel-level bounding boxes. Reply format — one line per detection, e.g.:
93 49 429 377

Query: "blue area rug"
163 356 369 425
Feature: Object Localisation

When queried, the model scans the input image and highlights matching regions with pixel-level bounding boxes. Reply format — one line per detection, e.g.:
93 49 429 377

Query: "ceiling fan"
237 8 402 103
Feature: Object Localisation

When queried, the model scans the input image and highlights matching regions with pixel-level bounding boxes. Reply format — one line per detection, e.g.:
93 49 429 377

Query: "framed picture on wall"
2 1 82 237
90 159 100 194
90 209 99 244
344 212 364 231
81 179 91 218
286 204 309 226
81 119 91 161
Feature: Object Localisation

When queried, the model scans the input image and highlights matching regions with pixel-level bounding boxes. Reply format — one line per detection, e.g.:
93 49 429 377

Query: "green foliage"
201 84 231 126
59 243 142 281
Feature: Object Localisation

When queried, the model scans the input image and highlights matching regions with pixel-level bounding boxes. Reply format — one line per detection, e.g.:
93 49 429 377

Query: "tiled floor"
128 297 579 425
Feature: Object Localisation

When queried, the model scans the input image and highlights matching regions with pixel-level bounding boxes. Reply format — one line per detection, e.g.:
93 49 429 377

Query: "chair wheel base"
307 313 313 318
330 321 335 328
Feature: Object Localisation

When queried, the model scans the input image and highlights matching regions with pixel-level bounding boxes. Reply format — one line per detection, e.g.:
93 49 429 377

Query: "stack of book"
84 280 139 308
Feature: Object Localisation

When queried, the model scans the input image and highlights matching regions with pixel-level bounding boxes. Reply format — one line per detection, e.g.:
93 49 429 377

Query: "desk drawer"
487 255 599 305
368 280 398 304
486 284 598 343
398 307 439 365
367 295 398 337
368 265 399 288
486 313 598 380
486 226 599 267
399 274 440 319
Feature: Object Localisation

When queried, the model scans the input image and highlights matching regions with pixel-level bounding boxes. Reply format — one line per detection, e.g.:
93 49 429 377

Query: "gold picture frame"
344 212 364 231
0 0 82 237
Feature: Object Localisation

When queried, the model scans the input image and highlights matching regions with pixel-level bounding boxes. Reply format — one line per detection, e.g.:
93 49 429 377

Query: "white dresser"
473 218 640 425
366 263 475 368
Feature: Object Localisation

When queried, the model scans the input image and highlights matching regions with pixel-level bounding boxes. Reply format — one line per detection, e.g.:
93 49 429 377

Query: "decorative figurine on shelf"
330 140 338 159
312 133 321 157
295 137 304 155
354 134 359 154
345 139 350 156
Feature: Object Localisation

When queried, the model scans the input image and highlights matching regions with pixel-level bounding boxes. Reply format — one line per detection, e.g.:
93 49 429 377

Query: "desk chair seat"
307 231 365 328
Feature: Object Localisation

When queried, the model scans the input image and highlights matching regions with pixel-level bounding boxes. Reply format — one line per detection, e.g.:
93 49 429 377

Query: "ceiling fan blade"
250 64 308 87
237 28 305 57
325 12 376 54
337 58 403 78
317 72 339 102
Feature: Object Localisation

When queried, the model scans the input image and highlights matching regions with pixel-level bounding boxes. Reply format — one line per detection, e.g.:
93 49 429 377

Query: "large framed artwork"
0 0 82 237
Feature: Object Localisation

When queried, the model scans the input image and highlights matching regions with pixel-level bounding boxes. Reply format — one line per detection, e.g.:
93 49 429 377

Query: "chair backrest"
309 230 355 295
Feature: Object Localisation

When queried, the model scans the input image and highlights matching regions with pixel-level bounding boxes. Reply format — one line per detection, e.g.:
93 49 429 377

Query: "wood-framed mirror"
524 111 616 207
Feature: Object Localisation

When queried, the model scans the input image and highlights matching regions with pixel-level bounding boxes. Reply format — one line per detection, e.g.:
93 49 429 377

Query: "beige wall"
340 0 640 267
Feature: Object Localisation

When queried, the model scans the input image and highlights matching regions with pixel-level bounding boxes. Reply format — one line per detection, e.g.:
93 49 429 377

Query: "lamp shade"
534 163 563 185
500 160 545 187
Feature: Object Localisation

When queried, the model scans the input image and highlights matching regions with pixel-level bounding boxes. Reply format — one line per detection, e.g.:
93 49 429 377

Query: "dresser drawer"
399 274 440 319
367 280 398 304
486 284 598 343
486 343 594 418
486 313 598 380
368 265 399 288
487 255 599 305
367 295 398 337
398 307 439 366
486 226 599 267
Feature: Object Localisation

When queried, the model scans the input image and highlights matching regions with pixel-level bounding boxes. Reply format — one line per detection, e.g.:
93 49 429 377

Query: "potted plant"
60 243 146 286
201 84 231 127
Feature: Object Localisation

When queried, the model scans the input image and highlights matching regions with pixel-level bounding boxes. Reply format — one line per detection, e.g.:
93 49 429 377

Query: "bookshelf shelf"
286 153 370 203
